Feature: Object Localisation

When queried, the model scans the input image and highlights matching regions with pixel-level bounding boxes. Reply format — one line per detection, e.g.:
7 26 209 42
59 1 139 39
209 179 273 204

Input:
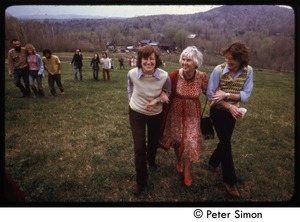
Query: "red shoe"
176 163 183 173
184 174 192 187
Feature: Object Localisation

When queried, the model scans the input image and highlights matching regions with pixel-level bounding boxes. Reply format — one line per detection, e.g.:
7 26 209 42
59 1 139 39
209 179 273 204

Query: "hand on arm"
159 90 170 104
146 89 170 111
146 98 160 111
210 89 241 106
219 101 242 120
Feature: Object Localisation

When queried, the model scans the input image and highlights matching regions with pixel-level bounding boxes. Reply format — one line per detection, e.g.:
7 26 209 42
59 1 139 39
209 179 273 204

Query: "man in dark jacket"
71 49 83 80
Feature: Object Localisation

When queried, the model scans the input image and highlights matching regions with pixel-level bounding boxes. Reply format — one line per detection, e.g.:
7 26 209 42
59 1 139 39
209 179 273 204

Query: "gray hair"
179 46 203 68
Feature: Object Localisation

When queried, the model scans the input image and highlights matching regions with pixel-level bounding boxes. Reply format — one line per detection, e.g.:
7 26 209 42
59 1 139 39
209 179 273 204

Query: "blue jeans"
13 67 30 96
74 66 82 80
29 70 44 96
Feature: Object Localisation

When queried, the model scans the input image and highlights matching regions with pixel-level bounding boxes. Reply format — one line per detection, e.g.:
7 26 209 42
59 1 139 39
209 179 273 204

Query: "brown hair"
137 45 162 69
221 41 250 67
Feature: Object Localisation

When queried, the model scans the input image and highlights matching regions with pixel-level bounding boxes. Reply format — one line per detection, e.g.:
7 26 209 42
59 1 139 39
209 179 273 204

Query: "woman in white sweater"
127 45 171 195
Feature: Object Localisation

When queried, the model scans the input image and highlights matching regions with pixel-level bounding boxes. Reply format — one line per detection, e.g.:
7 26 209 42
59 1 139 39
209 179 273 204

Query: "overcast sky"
6 5 222 18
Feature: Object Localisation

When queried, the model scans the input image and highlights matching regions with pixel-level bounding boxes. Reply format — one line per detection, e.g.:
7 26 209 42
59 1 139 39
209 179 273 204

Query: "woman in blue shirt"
206 41 254 198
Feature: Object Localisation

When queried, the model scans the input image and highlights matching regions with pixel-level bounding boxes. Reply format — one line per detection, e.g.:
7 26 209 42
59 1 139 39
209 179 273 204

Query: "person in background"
25 43 45 97
129 57 132 68
7 38 31 97
100 52 111 81
162 60 166 68
132 56 136 67
129 56 136 68
207 41 254 198
118 57 125 69
110 59 114 70
71 49 83 80
90 53 100 80
159 46 208 187
127 45 171 195
42 49 65 96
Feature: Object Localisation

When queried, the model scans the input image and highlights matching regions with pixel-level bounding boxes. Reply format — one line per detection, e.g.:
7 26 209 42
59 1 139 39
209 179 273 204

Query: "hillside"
5 5 294 71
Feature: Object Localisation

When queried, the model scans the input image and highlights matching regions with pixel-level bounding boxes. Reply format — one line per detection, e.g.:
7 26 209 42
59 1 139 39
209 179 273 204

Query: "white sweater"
100 58 111 69
128 68 168 115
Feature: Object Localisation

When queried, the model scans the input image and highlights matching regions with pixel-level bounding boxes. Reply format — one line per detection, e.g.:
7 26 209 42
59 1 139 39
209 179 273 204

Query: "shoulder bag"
201 98 215 139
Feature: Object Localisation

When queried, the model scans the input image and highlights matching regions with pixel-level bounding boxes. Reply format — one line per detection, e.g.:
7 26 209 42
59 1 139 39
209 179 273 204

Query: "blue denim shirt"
207 63 254 103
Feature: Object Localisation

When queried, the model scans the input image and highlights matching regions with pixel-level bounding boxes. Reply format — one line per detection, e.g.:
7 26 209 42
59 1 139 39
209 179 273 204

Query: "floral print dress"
160 68 208 162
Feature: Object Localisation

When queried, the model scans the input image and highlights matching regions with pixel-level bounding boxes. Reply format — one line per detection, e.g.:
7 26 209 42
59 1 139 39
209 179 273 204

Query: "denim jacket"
36 54 45 77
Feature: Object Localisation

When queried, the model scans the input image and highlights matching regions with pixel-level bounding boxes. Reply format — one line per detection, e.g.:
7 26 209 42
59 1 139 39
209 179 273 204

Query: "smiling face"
26 48 33 54
180 56 196 74
225 52 241 72
141 52 156 74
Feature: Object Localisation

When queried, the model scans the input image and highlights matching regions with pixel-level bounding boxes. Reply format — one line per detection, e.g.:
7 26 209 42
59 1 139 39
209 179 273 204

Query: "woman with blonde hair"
160 46 208 187
25 43 45 97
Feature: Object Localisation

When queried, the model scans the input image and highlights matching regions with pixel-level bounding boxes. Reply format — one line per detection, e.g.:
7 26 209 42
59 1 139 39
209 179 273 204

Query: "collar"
137 68 160 80
222 64 245 76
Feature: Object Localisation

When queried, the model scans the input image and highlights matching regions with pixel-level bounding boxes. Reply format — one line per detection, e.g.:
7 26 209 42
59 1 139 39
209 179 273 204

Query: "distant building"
140 40 151 46
158 39 176 51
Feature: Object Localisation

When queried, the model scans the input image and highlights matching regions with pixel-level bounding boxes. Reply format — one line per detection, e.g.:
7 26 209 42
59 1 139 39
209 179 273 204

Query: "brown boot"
131 183 147 196
224 183 240 198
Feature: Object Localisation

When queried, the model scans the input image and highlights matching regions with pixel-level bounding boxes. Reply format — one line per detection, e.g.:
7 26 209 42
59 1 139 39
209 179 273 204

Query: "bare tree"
107 25 120 45
174 29 189 50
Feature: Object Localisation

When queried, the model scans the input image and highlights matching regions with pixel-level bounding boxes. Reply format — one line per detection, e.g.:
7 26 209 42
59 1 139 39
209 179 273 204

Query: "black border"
1 0 299 208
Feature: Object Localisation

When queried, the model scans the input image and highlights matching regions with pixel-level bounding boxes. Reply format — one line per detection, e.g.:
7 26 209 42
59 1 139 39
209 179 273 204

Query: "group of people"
7 39 64 97
7 38 117 99
7 38 253 199
127 42 253 198
72 50 113 81
89 52 113 81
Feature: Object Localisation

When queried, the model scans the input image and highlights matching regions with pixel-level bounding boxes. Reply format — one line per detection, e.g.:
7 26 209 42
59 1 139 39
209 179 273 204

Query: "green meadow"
4 52 295 203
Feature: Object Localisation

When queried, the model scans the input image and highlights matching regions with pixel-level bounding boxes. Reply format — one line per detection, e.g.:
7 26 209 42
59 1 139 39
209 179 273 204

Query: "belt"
15 66 28 70
214 106 230 113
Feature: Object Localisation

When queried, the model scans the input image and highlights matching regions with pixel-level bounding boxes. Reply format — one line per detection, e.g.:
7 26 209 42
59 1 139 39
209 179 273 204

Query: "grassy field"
4 52 295 203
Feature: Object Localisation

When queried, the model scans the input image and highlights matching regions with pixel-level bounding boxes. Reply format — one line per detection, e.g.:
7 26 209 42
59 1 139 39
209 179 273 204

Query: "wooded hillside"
5 5 294 71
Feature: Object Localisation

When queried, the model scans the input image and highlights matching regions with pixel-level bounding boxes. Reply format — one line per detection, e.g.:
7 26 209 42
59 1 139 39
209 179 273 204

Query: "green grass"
4 52 295 203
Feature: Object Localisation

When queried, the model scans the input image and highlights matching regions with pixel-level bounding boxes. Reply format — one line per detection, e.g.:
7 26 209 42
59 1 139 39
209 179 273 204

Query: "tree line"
5 5 294 72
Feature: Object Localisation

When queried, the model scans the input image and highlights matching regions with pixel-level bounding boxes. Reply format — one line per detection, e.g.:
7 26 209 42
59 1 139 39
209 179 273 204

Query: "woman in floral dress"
160 46 208 187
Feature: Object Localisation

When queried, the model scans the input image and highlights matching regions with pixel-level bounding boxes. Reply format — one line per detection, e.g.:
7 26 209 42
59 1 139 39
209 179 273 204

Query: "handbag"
201 98 215 139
